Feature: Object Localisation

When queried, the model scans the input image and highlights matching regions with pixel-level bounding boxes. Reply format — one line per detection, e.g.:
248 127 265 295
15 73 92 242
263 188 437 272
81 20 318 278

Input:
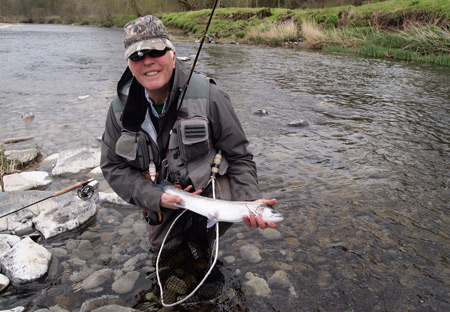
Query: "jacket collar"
118 59 190 132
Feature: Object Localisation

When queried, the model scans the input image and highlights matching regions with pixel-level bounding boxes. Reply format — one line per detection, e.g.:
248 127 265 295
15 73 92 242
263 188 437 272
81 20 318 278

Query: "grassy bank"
155 0 449 66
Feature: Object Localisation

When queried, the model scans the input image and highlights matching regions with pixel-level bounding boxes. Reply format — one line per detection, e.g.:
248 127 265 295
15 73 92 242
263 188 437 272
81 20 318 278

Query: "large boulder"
3 171 51 192
0 236 52 285
52 147 100 176
32 194 98 240
4 147 39 167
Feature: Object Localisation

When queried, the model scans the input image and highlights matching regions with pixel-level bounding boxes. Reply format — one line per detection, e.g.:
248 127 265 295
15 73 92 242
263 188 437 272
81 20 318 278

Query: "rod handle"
52 179 92 197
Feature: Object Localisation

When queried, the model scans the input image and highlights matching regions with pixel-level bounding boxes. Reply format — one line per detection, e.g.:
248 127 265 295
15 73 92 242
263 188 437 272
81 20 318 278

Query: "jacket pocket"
115 129 150 171
177 117 210 162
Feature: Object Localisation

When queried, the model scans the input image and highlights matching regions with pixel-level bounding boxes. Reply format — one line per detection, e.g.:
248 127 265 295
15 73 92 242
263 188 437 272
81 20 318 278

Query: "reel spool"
77 180 99 201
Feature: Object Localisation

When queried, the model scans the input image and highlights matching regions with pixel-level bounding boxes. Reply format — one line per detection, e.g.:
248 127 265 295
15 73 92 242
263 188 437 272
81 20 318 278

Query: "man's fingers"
256 216 267 229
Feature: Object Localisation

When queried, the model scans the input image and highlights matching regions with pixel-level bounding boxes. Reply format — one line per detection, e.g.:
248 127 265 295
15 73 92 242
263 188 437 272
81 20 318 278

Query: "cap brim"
124 38 167 60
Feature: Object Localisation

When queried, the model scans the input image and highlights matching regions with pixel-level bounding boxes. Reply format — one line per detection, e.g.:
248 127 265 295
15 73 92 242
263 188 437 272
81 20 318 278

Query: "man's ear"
172 50 177 68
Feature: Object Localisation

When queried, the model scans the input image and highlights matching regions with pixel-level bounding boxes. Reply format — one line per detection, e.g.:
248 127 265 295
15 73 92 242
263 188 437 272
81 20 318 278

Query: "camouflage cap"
123 15 171 60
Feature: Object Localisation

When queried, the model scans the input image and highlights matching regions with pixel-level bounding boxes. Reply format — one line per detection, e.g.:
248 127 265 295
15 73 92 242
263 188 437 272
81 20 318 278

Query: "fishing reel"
77 180 99 201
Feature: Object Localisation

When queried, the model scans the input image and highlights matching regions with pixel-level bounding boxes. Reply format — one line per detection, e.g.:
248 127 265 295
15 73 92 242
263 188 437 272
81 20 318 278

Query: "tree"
127 0 142 16
177 0 198 11
0 0 12 20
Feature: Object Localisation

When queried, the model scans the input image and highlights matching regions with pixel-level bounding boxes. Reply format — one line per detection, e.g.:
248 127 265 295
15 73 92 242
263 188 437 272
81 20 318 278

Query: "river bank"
5 0 448 66
155 0 449 66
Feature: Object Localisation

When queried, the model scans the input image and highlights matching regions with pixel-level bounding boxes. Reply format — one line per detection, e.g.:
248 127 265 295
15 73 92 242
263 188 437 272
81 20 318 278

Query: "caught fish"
154 181 284 224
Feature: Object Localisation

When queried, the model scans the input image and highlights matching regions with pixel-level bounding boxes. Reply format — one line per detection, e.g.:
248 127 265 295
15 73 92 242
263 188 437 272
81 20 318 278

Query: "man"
100 15 277 250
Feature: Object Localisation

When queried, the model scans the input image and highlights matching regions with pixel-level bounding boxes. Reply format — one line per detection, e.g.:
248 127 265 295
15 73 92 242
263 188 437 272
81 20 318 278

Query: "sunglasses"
129 48 170 61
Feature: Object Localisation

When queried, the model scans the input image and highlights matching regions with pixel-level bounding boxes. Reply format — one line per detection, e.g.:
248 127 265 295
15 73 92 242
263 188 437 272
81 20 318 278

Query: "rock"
79 295 123 312
223 255 235 263
268 270 291 287
87 166 103 178
0 234 20 247
80 268 114 290
239 244 262 263
3 171 51 191
98 192 132 207
123 253 146 272
34 305 68 312
33 194 97 239
39 153 59 171
51 147 100 176
0 273 10 292
0 236 52 285
0 307 25 312
287 119 309 127
10 219 34 236
4 147 39 166
91 305 139 312
0 240 12 258
258 228 282 240
253 108 268 116
244 272 271 297
111 271 140 294
0 218 7 232
21 112 34 123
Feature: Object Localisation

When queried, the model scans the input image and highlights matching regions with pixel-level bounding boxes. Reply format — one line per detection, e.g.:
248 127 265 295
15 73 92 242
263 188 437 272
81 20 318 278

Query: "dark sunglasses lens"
149 49 167 58
129 49 168 61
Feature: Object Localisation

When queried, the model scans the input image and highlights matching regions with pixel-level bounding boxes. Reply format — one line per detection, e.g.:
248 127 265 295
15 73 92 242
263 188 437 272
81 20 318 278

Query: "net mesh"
156 210 224 306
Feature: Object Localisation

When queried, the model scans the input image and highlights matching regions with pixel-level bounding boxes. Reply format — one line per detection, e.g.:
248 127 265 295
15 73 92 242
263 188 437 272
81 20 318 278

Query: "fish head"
255 204 284 223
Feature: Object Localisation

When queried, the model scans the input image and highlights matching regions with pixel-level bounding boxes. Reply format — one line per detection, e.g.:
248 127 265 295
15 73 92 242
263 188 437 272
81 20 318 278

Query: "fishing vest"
112 73 228 191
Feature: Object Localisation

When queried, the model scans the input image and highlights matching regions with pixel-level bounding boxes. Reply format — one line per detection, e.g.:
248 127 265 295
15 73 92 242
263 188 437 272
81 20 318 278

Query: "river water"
0 24 449 311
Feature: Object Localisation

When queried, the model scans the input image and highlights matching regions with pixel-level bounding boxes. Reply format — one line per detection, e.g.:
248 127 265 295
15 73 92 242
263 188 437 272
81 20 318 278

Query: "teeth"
145 71 158 77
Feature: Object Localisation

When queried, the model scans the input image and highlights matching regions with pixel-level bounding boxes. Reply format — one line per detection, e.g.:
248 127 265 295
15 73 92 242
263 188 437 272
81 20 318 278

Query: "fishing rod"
0 178 98 219
176 0 219 111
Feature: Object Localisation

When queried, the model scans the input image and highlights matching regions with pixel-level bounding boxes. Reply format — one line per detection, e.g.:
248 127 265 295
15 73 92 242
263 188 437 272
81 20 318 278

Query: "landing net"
156 209 222 306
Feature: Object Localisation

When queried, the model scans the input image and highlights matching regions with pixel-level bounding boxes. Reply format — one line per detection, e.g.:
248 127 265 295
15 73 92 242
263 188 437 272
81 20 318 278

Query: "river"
0 23 449 311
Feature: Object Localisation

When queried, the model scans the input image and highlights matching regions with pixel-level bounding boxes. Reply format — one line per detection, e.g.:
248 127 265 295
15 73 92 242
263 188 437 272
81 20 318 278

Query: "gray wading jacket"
100 59 261 247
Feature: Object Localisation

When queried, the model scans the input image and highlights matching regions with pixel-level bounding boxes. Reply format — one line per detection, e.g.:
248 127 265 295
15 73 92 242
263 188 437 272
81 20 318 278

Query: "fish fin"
207 219 217 228
174 202 186 209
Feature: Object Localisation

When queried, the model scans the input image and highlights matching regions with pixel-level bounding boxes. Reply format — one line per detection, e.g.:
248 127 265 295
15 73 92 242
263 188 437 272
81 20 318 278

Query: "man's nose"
143 53 155 63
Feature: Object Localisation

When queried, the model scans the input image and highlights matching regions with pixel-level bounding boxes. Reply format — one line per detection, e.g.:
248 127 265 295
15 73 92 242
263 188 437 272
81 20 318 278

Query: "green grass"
90 1 450 66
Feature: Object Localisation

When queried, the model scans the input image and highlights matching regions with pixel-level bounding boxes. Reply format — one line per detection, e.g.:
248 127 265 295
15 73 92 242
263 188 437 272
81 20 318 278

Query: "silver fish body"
161 183 284 223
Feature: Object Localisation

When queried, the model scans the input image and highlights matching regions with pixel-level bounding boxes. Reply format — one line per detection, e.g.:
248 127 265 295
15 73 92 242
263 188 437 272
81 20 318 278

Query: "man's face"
128 49 176 101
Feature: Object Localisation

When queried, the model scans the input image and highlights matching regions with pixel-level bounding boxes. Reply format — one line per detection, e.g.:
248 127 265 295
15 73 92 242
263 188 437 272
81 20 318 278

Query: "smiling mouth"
145 71 158 77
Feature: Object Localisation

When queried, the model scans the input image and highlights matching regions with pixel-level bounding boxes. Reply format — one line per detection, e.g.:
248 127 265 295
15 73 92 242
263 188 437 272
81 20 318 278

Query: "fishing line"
176 0 220 111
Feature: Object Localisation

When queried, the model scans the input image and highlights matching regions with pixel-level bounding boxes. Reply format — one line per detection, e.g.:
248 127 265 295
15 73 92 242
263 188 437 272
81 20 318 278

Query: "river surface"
0 24 449 311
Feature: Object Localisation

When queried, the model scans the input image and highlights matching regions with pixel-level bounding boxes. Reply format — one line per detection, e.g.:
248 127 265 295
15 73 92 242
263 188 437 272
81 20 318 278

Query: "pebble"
244 272 271 297
239 244 262 263
111 271 140 294
80 268 114 290
258 228 282 240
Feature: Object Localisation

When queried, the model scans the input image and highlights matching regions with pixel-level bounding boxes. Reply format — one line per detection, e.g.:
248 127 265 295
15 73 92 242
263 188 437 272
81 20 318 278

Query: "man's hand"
160 185 202 210
243 198 277 229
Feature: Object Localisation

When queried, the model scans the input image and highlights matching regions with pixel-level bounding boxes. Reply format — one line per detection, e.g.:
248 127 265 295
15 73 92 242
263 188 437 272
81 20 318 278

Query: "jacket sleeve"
208 84 262 201
100 103 163 213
